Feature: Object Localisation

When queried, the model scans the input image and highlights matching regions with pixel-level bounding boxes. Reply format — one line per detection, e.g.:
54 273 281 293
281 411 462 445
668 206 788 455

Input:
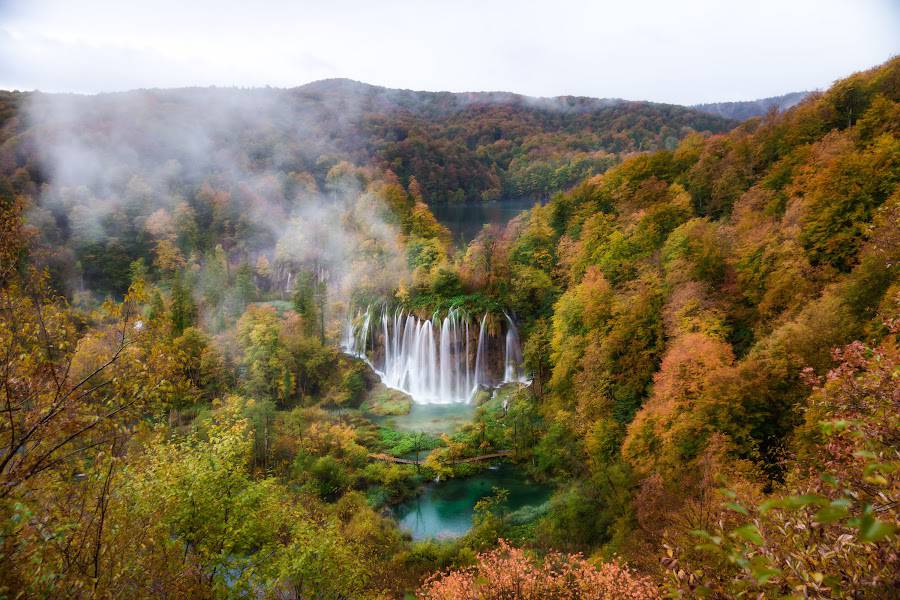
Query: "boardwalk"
367 450 512 465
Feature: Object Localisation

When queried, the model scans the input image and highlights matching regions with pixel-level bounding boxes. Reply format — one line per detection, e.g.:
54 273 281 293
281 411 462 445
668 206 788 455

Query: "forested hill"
692 90 809 120
0 81 735 207
0 46 897 597
295 77 628 115
450 56 898 594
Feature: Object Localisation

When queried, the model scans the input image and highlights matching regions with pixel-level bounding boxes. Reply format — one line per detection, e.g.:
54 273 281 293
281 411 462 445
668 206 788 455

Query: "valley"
0 51 897 599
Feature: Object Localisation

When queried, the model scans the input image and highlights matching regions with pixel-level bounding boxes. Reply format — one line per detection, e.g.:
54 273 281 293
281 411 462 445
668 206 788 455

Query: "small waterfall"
503 312 525 383
343 305 526 404
465 319 471 399
343 307 372 357
473 314 488 394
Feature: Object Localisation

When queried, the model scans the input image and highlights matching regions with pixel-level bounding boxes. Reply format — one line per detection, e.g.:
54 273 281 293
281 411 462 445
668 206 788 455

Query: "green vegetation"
0 58 898 598
361 385 415 416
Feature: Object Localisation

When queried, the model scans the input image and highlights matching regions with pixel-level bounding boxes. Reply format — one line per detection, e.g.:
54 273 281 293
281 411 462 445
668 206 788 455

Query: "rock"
472 388 492 406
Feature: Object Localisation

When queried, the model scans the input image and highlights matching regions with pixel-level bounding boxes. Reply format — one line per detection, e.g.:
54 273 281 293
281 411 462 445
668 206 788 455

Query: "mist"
24 88 410 331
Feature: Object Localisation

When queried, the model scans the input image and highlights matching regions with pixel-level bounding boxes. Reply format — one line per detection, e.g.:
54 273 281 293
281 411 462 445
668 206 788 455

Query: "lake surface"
371 402 475 435
430 198 543 246
393 463 552 540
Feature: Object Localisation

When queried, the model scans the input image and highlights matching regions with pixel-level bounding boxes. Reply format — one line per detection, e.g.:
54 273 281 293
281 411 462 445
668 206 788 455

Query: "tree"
0 273 193 596
523 318 551 398
623 332 735 476
0 273 188 500
254 254 272 290
153 238 185 274
420 539 659 599
201 244 229 310
663 327 900 598
169 273 195 336
237 305 295 407
233 261 257 314
115 397 374 597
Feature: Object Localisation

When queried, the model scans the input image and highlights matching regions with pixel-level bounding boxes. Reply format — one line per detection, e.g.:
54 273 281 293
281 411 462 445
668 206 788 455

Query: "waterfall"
343 305 526 404
465 318 471 400
503 312 525 383
473 313 488 394
343 307 371 358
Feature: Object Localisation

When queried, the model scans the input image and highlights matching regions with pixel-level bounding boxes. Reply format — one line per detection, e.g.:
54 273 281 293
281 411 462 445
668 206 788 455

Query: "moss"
472 389 492 406
360 384 413 416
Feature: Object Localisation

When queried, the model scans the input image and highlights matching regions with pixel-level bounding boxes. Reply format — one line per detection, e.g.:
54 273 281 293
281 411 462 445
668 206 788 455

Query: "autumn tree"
420 540 659 599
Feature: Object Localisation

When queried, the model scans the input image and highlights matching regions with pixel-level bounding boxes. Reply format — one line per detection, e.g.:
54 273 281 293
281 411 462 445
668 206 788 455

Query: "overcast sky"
1 0 897 104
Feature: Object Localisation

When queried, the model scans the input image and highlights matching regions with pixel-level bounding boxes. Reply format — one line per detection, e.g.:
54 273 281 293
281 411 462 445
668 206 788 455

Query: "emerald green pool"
393 463 552 540
371 402 475 435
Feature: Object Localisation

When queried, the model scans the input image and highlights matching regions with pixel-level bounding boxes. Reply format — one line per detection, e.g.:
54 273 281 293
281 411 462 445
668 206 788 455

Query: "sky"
0 0 897 105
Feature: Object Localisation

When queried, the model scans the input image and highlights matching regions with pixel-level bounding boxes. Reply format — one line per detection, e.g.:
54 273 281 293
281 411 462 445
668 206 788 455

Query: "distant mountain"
295 78 626 116
289 78 737 201
692 91 810 121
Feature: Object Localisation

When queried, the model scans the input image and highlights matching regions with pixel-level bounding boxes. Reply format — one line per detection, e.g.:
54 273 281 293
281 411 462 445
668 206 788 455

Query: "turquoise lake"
392 463 552 540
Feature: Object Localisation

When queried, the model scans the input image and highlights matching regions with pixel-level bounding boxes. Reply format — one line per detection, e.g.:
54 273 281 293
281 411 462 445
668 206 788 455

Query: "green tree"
169 273 196 336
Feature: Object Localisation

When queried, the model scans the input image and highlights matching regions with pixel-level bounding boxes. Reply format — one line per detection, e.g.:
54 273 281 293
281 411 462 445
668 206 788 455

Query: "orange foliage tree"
419 540 659 599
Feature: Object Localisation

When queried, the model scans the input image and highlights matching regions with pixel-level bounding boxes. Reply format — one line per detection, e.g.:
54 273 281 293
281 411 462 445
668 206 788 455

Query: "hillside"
0 55 897 598
692 90 810 120
0 81 735 208
438 56 899 595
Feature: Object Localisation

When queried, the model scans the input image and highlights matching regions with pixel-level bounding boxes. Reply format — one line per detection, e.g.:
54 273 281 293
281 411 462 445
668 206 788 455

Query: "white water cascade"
343 306 527 404
503 312 524 383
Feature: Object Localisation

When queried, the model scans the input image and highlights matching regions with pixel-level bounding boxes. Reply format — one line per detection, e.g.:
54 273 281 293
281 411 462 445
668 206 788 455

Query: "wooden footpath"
367 450 512 465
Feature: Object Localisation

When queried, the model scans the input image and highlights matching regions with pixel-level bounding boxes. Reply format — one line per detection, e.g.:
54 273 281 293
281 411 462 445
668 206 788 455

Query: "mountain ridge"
3 82 736 204
5 77 807 120
691 90 810 120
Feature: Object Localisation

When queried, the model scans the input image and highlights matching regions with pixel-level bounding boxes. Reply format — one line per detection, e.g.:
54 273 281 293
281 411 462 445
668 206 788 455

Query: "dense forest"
691 91 809 121
0 56 897 599
0 79 735 214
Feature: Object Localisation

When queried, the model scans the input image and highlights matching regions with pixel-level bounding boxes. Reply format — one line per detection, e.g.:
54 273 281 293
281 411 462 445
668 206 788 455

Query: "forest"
0 55 897 599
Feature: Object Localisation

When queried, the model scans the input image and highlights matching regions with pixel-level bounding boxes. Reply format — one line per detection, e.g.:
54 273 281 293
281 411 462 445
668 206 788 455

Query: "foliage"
419 539 659 599
0 54 898 599
663 330 899 598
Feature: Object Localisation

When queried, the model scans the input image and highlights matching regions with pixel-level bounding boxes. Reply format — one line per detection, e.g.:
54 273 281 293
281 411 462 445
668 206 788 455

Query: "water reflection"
430 198 544 246
393 463 551 540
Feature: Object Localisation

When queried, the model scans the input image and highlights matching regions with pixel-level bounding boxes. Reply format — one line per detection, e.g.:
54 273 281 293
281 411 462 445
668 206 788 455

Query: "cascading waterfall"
473 313 488 392
503 312 526 383
343 305 527 404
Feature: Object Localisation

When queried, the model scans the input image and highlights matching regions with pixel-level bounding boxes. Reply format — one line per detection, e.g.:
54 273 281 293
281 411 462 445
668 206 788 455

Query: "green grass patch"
377 428 442 457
